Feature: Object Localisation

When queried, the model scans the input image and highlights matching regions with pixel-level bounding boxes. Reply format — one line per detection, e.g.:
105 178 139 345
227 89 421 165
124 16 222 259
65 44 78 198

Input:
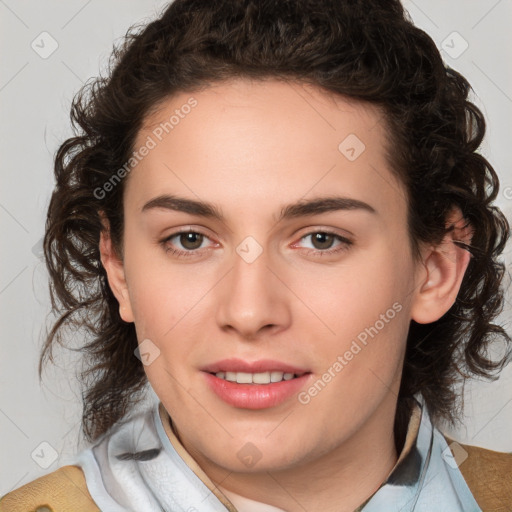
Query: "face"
109 78 426 474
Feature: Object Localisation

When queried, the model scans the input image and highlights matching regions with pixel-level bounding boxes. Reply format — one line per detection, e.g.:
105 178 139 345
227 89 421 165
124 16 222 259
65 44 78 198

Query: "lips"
201 358 309 375
214 370 297 384
201 358 312 409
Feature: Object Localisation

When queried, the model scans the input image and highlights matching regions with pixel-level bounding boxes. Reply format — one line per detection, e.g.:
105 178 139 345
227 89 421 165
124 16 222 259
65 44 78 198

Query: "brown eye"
179 232 204 250
293 230 353 257
310 233 336 250
160 229 218 259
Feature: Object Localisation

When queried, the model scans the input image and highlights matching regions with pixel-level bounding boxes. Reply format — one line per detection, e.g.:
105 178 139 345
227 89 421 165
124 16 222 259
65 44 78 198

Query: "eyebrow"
141 194 376 222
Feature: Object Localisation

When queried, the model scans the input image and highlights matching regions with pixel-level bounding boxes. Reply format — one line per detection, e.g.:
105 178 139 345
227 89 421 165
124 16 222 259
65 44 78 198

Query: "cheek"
123 246 210 338
292 246 414 351
296 278 411 430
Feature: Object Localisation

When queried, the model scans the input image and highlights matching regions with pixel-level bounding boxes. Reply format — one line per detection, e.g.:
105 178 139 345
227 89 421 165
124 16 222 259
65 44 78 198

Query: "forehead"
128 78 406 223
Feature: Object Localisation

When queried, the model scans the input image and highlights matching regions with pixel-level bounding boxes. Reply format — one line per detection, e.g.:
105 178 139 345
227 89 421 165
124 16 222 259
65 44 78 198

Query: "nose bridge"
215 239 290 338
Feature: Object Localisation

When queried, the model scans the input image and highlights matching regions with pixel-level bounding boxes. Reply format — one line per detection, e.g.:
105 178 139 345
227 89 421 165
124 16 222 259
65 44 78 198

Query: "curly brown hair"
41 0 511 442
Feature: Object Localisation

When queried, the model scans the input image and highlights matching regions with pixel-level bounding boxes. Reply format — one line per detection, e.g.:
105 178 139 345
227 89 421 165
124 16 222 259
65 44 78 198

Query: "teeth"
215 371 297 384
253 372 271 384
225 371 237 382
271 371 283 382
236 372 253 384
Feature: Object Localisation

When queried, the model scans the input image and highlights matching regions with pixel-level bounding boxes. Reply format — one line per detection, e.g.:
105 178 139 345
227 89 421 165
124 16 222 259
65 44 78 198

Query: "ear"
98 212 134 323
410 209 473 324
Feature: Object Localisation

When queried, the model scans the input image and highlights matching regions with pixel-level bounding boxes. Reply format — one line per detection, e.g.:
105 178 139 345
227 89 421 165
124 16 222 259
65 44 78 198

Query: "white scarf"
73 398 482 511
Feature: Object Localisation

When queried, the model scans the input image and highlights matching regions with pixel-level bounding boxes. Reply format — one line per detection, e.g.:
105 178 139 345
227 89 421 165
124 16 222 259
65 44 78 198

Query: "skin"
100 78 471 512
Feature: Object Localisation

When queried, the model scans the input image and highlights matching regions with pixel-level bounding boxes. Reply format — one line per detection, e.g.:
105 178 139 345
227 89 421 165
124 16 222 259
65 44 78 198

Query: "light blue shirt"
74 397 482 511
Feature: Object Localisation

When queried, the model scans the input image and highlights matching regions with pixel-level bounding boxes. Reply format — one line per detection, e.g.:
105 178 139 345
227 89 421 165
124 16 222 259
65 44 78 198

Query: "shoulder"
444 434 512 512
0 465 99 512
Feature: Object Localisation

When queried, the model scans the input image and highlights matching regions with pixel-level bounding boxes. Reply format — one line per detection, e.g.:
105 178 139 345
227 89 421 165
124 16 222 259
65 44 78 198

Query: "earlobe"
411 210 472 325
98 215 134 323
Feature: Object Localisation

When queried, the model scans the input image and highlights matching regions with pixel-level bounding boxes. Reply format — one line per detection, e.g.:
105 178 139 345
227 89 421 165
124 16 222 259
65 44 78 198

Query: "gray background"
1 0 511 495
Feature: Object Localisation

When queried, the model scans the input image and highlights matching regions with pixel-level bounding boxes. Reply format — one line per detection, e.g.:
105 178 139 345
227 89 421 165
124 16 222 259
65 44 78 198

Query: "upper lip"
201 358 310 375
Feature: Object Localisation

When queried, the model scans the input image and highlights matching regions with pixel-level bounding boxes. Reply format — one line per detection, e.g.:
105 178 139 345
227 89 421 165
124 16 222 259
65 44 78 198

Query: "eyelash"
161 230 215 259
293 231 353 257
160 229 353 259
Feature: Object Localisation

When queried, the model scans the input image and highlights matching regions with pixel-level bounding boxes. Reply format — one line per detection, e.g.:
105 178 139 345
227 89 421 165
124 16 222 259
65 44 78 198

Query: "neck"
177 392 403 512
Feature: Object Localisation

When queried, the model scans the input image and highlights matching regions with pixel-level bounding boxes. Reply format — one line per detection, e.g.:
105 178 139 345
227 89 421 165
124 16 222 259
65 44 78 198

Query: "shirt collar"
158 400 423 512
158 403 238 511
353 401 423 511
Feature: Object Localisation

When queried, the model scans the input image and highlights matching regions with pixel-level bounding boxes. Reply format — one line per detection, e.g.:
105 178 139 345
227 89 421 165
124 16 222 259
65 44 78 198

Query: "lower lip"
203 372 311 409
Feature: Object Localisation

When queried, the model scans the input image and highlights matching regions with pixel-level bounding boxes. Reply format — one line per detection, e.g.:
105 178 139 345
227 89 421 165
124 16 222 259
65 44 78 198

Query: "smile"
215 372 300 384
213 371 301 384
204 372 311 409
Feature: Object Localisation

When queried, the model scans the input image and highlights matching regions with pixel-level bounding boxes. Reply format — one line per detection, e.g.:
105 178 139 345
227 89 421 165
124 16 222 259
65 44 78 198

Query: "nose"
215 245 292 341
